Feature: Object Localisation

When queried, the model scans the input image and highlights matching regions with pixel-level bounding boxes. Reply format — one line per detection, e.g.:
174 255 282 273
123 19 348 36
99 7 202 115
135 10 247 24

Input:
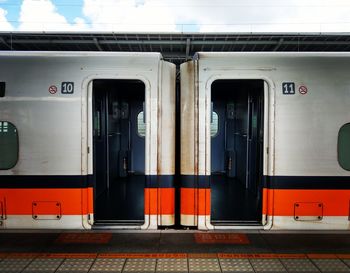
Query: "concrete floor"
0 231 350 272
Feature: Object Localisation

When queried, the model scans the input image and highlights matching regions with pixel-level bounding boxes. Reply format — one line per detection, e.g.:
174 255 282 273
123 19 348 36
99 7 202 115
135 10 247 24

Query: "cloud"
0 8 14 31
18 0 89 31
6 0 350 33
181 0 350 32
80 0 350 33
82 0 178 32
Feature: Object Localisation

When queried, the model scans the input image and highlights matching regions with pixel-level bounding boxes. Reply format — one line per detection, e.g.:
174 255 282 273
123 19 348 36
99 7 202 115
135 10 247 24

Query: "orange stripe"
307 254 338 259
337 254 350 259
180 188 210 215
262 188 274 215
218 254 306 259
7 253 39 258
159 188 175 215
0 252 348 259
0 188 93 215
268 189 350 216
188 253 217 258
0 253 8 258
99 253 187 259
82 187 93 215
37 253 98 259
144 188 175 215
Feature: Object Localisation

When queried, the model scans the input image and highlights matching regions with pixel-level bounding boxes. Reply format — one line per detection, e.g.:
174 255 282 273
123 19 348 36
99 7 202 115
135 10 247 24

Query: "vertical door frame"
201 74 275 230
82 74 153 229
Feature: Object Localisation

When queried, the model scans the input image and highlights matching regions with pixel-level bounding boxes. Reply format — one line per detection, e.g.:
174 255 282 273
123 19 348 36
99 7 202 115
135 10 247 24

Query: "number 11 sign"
282 82 295 95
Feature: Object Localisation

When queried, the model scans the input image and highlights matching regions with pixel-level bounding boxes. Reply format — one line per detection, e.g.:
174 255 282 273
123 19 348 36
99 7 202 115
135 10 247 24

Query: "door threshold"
212 221 261 226
211 221 264 230
93 220 144 230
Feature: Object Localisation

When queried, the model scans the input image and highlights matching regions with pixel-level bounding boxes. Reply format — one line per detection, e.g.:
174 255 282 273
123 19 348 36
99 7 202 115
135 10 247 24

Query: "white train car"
0 51 176 229
180 52 350 230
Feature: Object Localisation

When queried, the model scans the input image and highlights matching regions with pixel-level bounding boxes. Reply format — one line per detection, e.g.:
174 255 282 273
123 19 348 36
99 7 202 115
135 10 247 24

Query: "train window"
211 111 219 137
137 111 146 137
94 111 101 138
0 82 5 97
0 121 18 169
338 123 350 171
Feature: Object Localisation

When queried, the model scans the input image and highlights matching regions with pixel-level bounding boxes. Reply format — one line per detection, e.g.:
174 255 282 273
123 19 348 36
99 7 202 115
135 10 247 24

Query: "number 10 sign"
61 82 74 94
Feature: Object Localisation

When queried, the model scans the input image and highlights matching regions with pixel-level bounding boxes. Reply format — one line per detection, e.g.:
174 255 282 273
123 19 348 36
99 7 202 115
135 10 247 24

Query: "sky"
1 0 350 33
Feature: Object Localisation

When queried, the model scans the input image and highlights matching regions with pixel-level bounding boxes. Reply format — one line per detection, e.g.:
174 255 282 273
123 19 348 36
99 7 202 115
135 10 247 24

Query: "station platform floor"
0 230 350 272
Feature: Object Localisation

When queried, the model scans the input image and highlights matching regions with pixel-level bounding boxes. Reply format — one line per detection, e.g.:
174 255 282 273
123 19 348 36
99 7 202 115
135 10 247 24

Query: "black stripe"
179 175 350 189
0 175 175 189
145 175 175 188
180 175 210 188
2 175 350 190
263 176 350 189
0 175 94 188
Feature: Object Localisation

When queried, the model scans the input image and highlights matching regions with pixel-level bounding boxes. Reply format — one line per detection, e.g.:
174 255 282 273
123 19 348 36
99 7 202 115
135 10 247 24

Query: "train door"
93 80 145 225
210 80 264 224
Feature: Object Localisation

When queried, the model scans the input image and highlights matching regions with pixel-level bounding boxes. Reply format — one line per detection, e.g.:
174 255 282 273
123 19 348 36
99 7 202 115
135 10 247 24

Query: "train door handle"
123 157 128 171
227 157 232 171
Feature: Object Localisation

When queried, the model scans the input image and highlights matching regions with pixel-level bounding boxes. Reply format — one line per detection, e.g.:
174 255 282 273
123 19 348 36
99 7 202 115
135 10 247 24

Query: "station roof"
1 32 350 65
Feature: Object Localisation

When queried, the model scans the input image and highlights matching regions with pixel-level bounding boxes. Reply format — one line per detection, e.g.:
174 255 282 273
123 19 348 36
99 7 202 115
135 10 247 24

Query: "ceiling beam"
273 38 284 51
185 38 191 60
0 36 12 49
93 38 103 51
5 38 350 47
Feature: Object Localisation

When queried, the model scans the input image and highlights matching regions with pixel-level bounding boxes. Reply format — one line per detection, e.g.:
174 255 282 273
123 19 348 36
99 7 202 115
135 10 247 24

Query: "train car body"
180 52 350 230
0 51 176 229
1 51 350 231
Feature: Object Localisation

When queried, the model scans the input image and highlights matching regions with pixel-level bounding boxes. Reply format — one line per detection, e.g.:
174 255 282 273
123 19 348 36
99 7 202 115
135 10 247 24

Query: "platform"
0 231 350 272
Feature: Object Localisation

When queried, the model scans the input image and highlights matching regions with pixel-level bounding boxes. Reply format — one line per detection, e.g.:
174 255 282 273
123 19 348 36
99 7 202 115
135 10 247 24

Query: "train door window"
0 82 5 97
211 111 219 137
137 111 146 137
0 121 18 169
338 123 350 171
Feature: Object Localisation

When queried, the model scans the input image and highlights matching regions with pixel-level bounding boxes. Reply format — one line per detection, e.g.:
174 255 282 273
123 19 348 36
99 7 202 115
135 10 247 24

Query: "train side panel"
181 52 350 230
0 52 175 229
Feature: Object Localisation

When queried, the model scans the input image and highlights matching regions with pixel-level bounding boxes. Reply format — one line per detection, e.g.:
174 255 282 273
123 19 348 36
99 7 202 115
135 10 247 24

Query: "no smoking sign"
282 82 309 95
48 85 58 94
299 85 308 95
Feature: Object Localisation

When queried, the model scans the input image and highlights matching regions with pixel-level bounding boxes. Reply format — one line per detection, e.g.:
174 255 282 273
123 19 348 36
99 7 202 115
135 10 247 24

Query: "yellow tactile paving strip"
1 253 350 272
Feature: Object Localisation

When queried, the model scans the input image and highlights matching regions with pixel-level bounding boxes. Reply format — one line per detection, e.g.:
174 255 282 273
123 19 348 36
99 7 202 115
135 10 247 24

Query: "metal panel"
294 202 323 221
180 61 196 176
0 52 162 177
196 52 350 177
158 61 176 175
32 201 61 220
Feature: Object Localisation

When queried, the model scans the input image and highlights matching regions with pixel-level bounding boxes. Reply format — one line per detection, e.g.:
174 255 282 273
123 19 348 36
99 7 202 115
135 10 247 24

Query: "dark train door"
92 79 145 225
210 80 264 224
